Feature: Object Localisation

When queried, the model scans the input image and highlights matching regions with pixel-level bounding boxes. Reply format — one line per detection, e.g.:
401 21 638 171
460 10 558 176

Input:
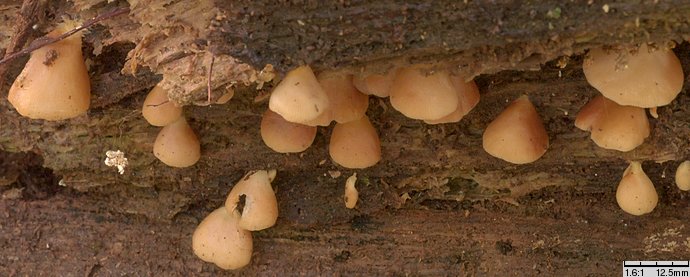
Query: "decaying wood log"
2 0 690 275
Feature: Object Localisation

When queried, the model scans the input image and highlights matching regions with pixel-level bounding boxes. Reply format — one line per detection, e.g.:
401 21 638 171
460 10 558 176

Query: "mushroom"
675 161 690 191
192 207 253 270
153 117 201 167
142 84 183 127
352 68 399 98
389 66 458 120
482 96 549 164
574 95 650 152
8 21 90 120
582 44 684 108
344 173 358 209
616 161 658 216
329 115 381 169
268 65 330 124
424 77 480 125
260 109 317 153
317 72 369 124
225 170 279 231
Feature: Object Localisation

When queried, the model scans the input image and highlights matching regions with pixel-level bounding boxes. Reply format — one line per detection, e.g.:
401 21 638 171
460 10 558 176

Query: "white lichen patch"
104 150 128 175
644 225 685 253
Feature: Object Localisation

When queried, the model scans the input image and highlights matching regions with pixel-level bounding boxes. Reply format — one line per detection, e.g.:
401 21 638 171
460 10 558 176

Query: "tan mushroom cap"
268 65 330 123
192 207 253 270
424 78 480 125
352 68 399 98
8 23 90 121
575 95 650 152
318 72 370 124
583 44 684 108
260 109 317 153
225 170 279 231
142 84 183 126
482 96 549 164
389 66 458 120
153 117 201 168
675 161 690 191
329 115 381 169
616 161 658 216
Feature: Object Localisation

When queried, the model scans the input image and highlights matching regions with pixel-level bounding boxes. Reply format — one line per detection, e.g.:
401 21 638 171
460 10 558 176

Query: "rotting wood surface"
2 0 690 275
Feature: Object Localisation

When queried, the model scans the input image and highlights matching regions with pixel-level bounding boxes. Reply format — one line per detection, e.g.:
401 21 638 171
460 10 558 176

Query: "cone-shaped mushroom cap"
575 95 650 152
142 84 183 126
675 161 690 191
424 78 480 125
482 96 549 164
260 109 317 153
318 72 369 124
153 117 201 168
268 65 330 123
616 161 658 216
352 68 398 98
8 23 90 120
329 115 381 169
583 44 683 108
192 207 253 270
389 66 458 120
225 170 279 231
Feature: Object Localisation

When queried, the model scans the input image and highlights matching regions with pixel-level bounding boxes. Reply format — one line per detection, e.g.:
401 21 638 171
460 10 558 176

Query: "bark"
1 0 690 275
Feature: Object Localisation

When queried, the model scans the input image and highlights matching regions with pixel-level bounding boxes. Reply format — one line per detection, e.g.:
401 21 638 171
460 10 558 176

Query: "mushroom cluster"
193 170 279 270
9 20 689 270
576 43 684 152
265 65 382 169
578 43 684 215
263 64 482 168
142 83 201 168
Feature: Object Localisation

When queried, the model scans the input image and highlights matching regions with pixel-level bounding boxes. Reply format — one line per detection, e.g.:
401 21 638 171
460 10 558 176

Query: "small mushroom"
344 173 359 209
142 84 183 127
8 21 90 120
575 95 650 152
482 96 549 164
192 207 253 270
583 44 684 108
225 170 279 231
153 117 201 168
317 72 369 124
329 115 381 169
260 109 317 153
352 68 399 98
424 77 480 125
389 66 458 120
616 161 658 216
268 65 330 124
675 161 690 191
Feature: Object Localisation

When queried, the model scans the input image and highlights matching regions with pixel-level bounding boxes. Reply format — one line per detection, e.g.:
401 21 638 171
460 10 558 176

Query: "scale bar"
624 261 690 268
